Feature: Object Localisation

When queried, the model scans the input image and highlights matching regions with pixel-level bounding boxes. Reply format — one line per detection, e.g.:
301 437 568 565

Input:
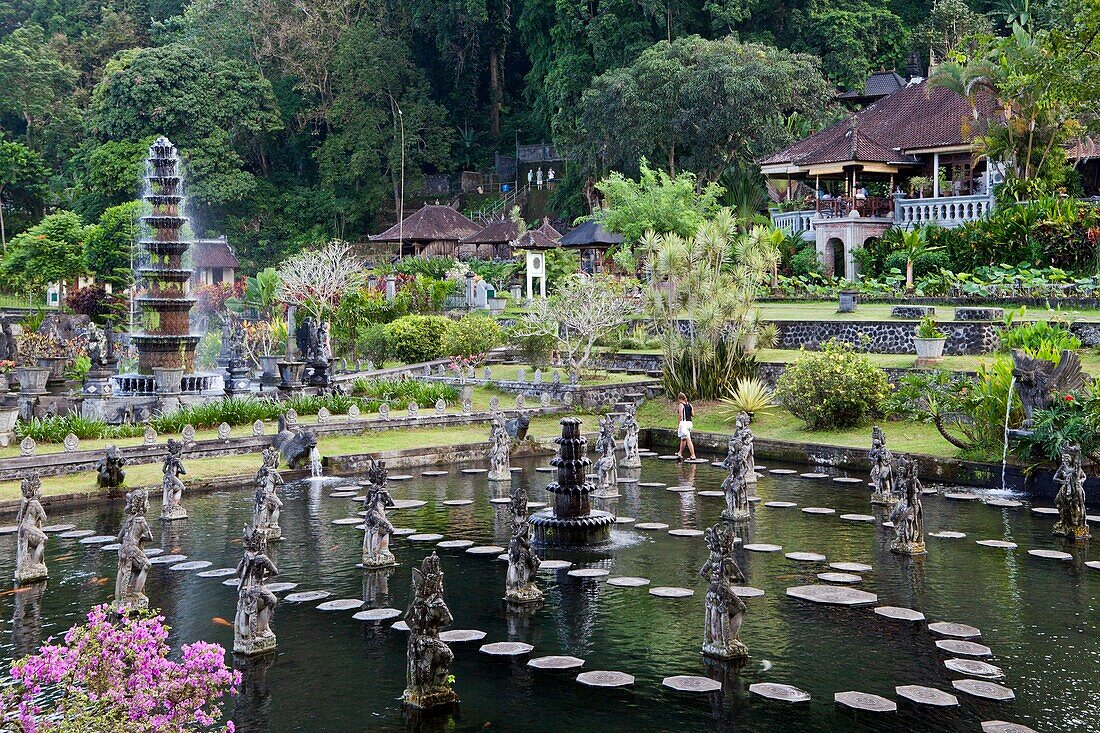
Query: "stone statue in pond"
362 460 397 568
14 473 48 583
594 414 618 494
868 426 896 505
699 520 748 661
721 433 752 522
160 438 188 520
505 484 541 605
252 448 284 541
1011 349 1086 429
619 407 642 468
96 444 127 490
889 455 925 555
403 553 457 710
724 413 756 487
235 525 280 656
487 416 511 481
1053 443 1089 541
113 489 153 613
272 416 318 469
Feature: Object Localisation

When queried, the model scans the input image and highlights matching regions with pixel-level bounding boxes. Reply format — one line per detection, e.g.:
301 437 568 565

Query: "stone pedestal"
224 364 252 397
1052 522 1090 541
234 630 277 657
160 503 188 521
14 559 48 584
890 539 927 555
258 356 280 387
531 418 614 546
15 366 49 395
703 637 750 662
277 361 305 392
0 404 17 448
402 686 457 711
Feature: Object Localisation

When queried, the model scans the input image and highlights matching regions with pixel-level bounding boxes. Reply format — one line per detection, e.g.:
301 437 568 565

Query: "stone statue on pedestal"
619 407 641 468
403 553 457 710
234 526 280 656
487 416 511 481
868 426 896 505
362 460 397 568
96 445 127 490
160 438 188 520
699 520 748 661
252 448 284 540
721 436 752 522
113 489 153 613
1053 443 1089 541
14 473 48 583
724 413 756 487
889 455 926 555
505 484 541 605
594 414 618 494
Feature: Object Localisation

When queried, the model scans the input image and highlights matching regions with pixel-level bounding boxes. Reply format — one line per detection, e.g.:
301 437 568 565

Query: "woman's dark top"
682 402 693 421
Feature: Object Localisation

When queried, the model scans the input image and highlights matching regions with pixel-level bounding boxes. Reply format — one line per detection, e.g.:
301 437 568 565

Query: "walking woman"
676 393 696 461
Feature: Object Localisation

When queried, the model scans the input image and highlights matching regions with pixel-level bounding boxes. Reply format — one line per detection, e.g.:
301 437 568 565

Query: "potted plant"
907 176 931 198
914 315 947 364
0 359 12 394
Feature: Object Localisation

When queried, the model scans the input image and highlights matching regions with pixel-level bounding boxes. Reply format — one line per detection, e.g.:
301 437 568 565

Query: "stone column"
385 274 397 302
465 271 475 307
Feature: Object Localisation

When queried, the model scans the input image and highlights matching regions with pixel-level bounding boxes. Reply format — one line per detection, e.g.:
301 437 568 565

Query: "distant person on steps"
676 392 696 461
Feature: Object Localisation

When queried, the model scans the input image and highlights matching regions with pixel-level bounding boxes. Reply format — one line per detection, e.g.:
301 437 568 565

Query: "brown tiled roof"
537 219 562 240
514 229 559 250
760 80 991 168
559 221 623 247
1067 138 1100 161
370 204 480 243
191 237 238 269
459 217 519 244
837 70 906 102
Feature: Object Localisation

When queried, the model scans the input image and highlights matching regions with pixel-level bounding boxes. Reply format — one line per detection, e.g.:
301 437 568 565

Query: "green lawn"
756 348 1100 376
484 363 649 386
758 301 1100 323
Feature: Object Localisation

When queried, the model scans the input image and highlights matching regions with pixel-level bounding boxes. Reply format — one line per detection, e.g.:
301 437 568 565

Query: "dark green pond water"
1 452 1097 732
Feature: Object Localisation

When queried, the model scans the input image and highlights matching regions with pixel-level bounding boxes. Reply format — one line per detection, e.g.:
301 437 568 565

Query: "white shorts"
677 420 693 439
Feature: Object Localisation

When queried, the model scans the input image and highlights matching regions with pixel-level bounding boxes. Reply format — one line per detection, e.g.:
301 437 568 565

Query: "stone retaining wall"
774 320 998 355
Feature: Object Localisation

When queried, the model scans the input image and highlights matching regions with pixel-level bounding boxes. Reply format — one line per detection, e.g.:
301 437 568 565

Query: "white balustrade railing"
893 193 994 228
771 209 816 235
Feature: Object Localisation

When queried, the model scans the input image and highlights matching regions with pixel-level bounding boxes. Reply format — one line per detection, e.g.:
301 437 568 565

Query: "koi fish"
0 587 37 598
211 617 233 628
53 553 75 562
230 538 243 544
84 577 110 586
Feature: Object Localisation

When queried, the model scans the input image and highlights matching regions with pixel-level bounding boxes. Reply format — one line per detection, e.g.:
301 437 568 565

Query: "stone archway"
827 237 845 278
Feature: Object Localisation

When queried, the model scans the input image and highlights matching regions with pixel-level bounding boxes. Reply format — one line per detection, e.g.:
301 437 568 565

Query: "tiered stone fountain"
530 417 614 545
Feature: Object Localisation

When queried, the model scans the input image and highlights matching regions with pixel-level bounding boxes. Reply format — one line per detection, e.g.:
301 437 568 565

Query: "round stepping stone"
421 470 448 476
437 539 475 549
145 548 164 557
353 608 401 622
198 567 238 578
786 552 826 562
944 658 1005 679
0 526 17 535
616 477 637 484
59 529 95 539
768 469 797 475
510 467 523 472
663 675 721 693
266 582 298 593
684 458 708 464
222 578 241 587
649 586 693 598
638 482 666 488
936 639 992 657
976 540 1017 549
391 621 410 631
635 522 669 531
882 521 894 528
480 641 533 656
945 492 981 501
766 501 797 508
538 560 572 570
748 496 762 503
43 524 76 533
929 622 981 639
614 516 635 524
100 543 122 551
438 629 487 643
527 502 547 509
982 722 1038 733
923 488 938 495
668 528 703 537
149 554 187 565
840 514 875 523
461 468 488 474
284 591 330 603
408 534 444 542
1031 506 1058 515
817 572 861 584
442 499 474 507
666 485 695 492
786 585 877 606
744 543 782 553
497 554 509 562
1087 561 1100 571
169 560 212 571
606 576 650 587
328 491 357 498
1089 515 1100 524
800 473 828 479
802 507 835 515
466 545 505 555
732 586 764 598
388 474 413 481
1028 549 1072 560
567 568 609 579
535 466 556 473
749 683 810 703
875 606 925 622
930 531 967 539
834 691 897 713
317 598 363 612
577 671 634 687
986 498 1022 508
391 500 427 510
528 655 584 670
392 527 417 536
79 535 117 545
489 498 512 505
952 679 1014 701
710 461 726 468
830 562 872 572
895 685 958 707
331 517 363 525
698 491 724 498
833 477 864 484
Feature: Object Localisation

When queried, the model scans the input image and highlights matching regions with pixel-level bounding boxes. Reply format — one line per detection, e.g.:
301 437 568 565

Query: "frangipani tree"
276 240 364 323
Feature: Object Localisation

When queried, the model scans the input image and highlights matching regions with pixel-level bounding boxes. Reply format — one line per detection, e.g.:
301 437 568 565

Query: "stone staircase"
607 390 648 422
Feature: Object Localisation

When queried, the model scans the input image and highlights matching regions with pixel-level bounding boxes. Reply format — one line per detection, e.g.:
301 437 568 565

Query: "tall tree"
0 138 49 249
0 24 78 143
84 200 141 290
0 210 87 293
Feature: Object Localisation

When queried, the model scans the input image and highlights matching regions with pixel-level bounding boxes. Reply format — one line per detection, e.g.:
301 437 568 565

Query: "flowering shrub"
775 339 890 430
2 604 240 733
384 315 455 363
15 331 68 361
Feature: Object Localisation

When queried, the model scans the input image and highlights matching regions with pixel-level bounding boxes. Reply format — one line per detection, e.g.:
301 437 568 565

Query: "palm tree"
894 226 942 291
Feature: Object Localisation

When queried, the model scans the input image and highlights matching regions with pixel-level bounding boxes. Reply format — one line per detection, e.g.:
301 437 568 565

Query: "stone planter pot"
0 404 17 447
278 360 305 389
259 355 281 386
838 290 858 313
0 372 8 394
15 366 50 394
914 337 946 360
37 356 67 382
488 297 508 315
153 366 185 395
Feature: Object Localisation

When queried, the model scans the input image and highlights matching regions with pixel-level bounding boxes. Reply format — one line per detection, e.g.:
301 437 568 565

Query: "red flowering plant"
2 604 240 733
1017 385 1100 464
